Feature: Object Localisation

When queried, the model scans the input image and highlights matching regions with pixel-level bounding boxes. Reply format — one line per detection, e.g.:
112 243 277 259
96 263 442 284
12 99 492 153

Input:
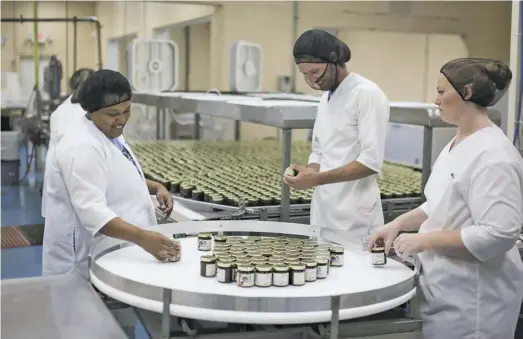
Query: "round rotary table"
90 221 417 338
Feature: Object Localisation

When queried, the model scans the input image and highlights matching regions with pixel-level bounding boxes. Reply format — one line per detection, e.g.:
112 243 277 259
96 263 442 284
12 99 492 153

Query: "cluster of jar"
198 233 345 287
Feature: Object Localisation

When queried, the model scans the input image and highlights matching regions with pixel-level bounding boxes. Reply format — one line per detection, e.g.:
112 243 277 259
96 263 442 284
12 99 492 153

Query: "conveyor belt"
130 140 422 209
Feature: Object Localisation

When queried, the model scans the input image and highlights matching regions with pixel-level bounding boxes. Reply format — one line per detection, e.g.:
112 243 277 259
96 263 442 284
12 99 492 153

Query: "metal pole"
73 16 78 72
291 1 299 93
507 0 522 144
161 288 172 339
421 126 433 201
330 296 341 339
95 21 103 70
280 128 292 221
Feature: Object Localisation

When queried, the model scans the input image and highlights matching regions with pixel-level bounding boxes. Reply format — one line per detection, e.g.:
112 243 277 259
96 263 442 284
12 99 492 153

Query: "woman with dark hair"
42 69 179 279
368 58 523 339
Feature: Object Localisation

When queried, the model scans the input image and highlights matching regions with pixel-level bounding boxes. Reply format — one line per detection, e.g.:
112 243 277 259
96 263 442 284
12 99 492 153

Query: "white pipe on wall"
507 0 521 143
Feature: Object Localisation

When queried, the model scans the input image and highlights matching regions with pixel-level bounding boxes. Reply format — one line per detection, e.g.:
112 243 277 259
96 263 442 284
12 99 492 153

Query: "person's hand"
283 164 320 190
156 185 173 219
138 230 181 262
367 221 401 255
393 233 430 258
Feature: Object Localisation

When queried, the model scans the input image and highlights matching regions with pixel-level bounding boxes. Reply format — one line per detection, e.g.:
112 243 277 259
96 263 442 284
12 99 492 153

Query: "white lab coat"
42 117 157 279
42 95 89 218
417 125 523 339
309 73 390 246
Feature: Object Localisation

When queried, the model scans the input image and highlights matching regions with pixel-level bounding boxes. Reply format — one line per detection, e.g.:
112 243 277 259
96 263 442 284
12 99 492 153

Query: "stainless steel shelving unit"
132 91 501 222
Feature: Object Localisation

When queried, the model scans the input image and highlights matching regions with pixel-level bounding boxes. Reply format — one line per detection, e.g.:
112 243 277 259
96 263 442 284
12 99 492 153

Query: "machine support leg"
421 126 433 201
194 114 201 140
234 120 241 141
330 295 341 339
280 128 292 222
162 109 167 140
156 107 161 140
161 289 171 339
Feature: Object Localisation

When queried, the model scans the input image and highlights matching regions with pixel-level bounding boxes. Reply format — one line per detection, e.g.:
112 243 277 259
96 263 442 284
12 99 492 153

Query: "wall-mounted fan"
229 40 262 92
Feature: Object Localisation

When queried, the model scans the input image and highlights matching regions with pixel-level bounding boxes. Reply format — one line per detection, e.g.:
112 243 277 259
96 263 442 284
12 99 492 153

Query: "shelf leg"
156 106 161 140
161 288 171 339
330 295 341 339
280 128 292 221
421 126 433 201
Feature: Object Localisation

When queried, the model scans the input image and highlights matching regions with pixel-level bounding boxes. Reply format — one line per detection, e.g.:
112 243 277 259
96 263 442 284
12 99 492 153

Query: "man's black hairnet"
78 69 132 113
293 29 351 65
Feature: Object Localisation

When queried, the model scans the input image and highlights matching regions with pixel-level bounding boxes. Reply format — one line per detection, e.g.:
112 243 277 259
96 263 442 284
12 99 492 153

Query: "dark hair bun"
485 61 512 90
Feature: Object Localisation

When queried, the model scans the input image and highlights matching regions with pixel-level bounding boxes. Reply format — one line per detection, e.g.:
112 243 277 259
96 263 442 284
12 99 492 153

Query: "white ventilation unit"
128 38 179 92
229 40 262 92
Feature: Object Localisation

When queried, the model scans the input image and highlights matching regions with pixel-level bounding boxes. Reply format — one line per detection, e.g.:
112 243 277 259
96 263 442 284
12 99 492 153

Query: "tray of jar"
90 220 417 325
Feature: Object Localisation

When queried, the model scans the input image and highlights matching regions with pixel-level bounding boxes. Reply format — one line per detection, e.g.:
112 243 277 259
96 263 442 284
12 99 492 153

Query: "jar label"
330 254 344 266
217 268 226 282
292 271 305 285
372 252 386 265
305 267 317 281
198 239 212 251
255 272 272 287
273 272 289 286
206 263 217 277
237 272 254 287
317 265 328 278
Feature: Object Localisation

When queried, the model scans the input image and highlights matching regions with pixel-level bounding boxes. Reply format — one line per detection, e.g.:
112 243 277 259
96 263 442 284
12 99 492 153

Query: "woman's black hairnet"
77 69 132 113
293 29 351 65
440 58 512 107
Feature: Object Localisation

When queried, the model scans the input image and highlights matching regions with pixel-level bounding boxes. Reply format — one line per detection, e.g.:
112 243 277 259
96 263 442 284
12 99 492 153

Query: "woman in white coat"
368 58 523 339
43 69 179 279
42 68 95 218
284 29 390 246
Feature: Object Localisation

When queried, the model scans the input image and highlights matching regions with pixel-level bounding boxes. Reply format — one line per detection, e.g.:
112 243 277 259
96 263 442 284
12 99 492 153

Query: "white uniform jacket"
418 125 523 339
309 73 390 246
42 117 156 279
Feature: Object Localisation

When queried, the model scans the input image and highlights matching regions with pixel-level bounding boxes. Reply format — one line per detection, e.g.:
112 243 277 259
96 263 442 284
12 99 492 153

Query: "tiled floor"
1 146 148 338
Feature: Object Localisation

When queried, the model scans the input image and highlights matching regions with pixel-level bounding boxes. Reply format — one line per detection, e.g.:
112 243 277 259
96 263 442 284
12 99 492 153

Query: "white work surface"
92 230 416 324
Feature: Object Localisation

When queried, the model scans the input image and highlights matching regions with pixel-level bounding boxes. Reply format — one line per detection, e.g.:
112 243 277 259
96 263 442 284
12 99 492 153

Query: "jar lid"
284 260 301 265
305 261 317 267
198 232 212 238
217 261 232 268
290 264 306 270
316 256 329 264
331 246 344 254
237 265 254 272
214 235 228 241
217 255 233 260
273 264 289 272
372 246 385 251
200 255 216 263
256 264 273 273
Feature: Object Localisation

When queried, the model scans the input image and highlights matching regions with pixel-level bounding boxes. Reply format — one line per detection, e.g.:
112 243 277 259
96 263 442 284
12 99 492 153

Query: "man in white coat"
284 29 390 246
43 69 179 280
42 68 94 218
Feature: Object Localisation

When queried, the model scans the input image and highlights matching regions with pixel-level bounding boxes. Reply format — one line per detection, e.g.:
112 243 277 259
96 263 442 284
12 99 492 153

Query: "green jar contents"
255 264 273 287
200 255 217 277
272 264 290 287
198 232 213 251
236 265 255 287
289 264 306 286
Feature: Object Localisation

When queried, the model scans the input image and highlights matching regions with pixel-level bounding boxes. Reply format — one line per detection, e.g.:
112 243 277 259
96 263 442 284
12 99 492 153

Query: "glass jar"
305 261 318 282
198 233 213 251
255 264 273 287
217 261 234 283
200 255 217 277
330 247 344 267
371 246 387 266
273 264 290 287
316 256 329 279
237 265 255 287
289 264 306 286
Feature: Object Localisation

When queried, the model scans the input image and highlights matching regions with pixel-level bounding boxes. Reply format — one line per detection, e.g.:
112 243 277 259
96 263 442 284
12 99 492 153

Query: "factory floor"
1 146 149 339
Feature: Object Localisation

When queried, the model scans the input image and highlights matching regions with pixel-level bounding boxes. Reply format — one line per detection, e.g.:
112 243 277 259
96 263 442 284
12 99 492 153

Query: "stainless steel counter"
1 273 128 339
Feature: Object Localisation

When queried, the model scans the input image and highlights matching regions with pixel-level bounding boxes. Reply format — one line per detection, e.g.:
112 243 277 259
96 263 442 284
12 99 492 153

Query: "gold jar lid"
229 246 245 252
251 259 268 266
273 264 289 272
213 235 228 242
305 261 317 268
198 232 212 239
284 259 301 266
316 256 329 265
286 250 300 257
371 246 385 252
237 265 254 273
218 255 233 261
330 246 344 254
286 255 300 261
226 236 243 243
290 264 305 271
268 259 284 265
256 264 273 273
217 261 233 268
317 244 331 250
213 250 229 256
200 255 216 263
